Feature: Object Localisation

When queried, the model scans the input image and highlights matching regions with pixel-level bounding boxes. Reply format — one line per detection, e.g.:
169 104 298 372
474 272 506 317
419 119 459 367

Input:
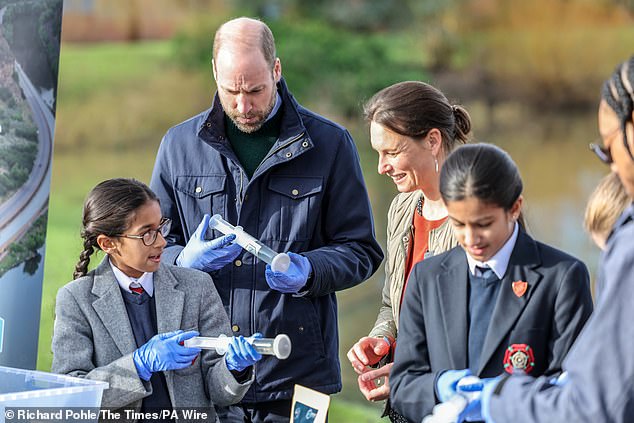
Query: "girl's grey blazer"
51 257 252 419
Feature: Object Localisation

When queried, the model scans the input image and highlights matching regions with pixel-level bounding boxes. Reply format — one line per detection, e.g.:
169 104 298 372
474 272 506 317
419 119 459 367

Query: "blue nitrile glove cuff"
177 214 242 272
133 330 200 380
225 334 263 372
436 369 473 402
264 252 312 294
133 348 152 381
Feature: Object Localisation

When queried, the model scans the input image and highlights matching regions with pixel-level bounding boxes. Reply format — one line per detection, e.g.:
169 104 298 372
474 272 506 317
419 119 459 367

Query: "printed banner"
0 0 62 368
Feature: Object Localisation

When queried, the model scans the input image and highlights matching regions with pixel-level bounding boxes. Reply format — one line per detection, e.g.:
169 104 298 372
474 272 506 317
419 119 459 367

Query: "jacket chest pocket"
265 176 323 242
175 175 226 236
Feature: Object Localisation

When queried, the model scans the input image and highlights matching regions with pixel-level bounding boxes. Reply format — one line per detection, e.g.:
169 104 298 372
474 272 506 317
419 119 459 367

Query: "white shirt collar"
108 257 154 297
263 93 282 123
466 222 519 279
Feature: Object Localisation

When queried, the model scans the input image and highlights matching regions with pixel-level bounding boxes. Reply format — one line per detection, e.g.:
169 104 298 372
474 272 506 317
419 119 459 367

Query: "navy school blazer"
389 229 593 422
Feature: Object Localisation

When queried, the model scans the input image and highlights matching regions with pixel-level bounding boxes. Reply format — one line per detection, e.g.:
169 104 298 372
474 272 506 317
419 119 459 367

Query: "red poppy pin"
503 344 535 374
512 280 528 297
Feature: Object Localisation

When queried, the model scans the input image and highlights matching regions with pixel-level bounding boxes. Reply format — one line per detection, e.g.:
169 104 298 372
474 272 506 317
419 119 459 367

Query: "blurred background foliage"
41 0 633 420
173 17 428 118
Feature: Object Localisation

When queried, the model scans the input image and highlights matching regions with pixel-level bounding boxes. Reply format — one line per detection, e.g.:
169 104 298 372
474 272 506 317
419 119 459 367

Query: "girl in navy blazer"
389 143 593 422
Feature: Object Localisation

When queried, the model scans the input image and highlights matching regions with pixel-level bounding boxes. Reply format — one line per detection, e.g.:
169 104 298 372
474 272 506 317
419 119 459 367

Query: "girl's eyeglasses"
591 124 634 164
119 218 171 246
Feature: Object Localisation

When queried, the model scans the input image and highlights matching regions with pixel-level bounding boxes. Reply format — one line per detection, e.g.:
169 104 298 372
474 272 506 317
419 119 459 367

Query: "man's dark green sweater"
225 107 283 178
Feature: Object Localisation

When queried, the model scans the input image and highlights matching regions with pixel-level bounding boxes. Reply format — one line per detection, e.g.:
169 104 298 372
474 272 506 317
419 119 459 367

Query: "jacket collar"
197 77 312 179
91 258 186 356
199 77 307 145
436 229 543 373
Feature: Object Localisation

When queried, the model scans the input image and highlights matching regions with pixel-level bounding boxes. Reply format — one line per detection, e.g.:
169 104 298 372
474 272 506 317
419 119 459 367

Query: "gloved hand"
177 214 243 272
265 252 312 294
133 330 201 381
456 376 499 422
436 369 472 402
225 333 263 372
423 395 468 423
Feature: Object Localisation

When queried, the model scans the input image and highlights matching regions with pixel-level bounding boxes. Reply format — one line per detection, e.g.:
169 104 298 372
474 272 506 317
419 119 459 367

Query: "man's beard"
224 91 277 134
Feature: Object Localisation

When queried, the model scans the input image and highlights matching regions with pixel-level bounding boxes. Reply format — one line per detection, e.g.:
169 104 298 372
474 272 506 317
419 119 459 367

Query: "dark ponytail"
73 178 158 279
452 105 472 145
440 143 526 228
364 81 472 155
602 56 634 160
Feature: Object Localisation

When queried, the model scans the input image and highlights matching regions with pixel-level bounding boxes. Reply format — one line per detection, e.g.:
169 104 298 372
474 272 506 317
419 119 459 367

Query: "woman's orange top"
401 212 447 307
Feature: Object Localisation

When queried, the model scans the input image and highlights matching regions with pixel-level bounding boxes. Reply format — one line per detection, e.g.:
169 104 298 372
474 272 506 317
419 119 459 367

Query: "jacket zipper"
239 131 306 205
258 131 306 169
237 168 245 208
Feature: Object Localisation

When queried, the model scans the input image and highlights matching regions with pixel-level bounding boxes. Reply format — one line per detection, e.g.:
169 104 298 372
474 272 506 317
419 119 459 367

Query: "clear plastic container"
0 366 108 422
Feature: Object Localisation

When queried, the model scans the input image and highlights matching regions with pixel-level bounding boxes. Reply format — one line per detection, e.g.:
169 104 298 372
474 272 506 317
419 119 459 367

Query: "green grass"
56 41 173 104
330 397 382 421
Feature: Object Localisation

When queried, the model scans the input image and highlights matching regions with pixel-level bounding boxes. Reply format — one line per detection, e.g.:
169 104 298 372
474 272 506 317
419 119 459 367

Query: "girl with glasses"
52 178 262 420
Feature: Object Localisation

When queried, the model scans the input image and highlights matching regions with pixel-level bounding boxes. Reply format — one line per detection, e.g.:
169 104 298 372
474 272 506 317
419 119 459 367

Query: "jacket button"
402 236 408 242
285 152 292 158
205 122 211 128
195 186 202 193
232 325 239 332
302 141 309 148
291 189 299 196
298 326 304 332
235 260 242 267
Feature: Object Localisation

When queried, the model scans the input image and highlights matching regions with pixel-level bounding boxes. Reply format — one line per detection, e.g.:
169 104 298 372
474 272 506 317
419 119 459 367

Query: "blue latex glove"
177 214 242 272
265 252 312 294
225 333 263 372
133 330 201 381
436 369 472 402
457 376 499 422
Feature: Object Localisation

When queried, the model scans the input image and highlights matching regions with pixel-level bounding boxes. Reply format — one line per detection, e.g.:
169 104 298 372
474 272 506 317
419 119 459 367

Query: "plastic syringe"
183 334 292 360
209 214 290 273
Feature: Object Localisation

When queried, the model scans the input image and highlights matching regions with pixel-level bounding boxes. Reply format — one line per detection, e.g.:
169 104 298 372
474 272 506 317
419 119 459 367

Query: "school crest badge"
503 344 535 374
512 280 528 297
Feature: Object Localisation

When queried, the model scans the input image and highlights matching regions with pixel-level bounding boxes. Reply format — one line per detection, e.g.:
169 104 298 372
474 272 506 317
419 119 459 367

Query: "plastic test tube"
209 214 290 273
184 334 292 360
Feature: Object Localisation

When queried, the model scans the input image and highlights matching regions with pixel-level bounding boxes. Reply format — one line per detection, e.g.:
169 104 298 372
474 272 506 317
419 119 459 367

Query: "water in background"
0 246 44 368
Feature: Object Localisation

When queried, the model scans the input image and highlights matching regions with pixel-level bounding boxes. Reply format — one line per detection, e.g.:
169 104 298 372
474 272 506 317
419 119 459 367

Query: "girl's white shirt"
108 256 155 297
465 222 519 279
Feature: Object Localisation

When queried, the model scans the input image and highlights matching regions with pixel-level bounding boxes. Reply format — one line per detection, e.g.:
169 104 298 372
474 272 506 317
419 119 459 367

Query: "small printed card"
290 384 330 423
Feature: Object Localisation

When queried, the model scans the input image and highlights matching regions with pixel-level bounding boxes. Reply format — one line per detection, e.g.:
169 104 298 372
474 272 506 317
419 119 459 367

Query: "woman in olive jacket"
347 81 472 422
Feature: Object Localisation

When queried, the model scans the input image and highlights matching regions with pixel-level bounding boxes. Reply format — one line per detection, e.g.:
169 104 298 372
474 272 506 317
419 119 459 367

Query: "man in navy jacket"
150 17 383 422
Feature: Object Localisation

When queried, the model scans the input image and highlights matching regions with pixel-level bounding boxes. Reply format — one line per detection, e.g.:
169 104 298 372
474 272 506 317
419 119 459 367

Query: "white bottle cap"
271 253 291 273
273 334 292 359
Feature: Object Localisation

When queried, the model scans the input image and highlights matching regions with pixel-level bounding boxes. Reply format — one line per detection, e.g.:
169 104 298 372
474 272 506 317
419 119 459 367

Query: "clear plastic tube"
183 334 292 360
209 214 290 272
